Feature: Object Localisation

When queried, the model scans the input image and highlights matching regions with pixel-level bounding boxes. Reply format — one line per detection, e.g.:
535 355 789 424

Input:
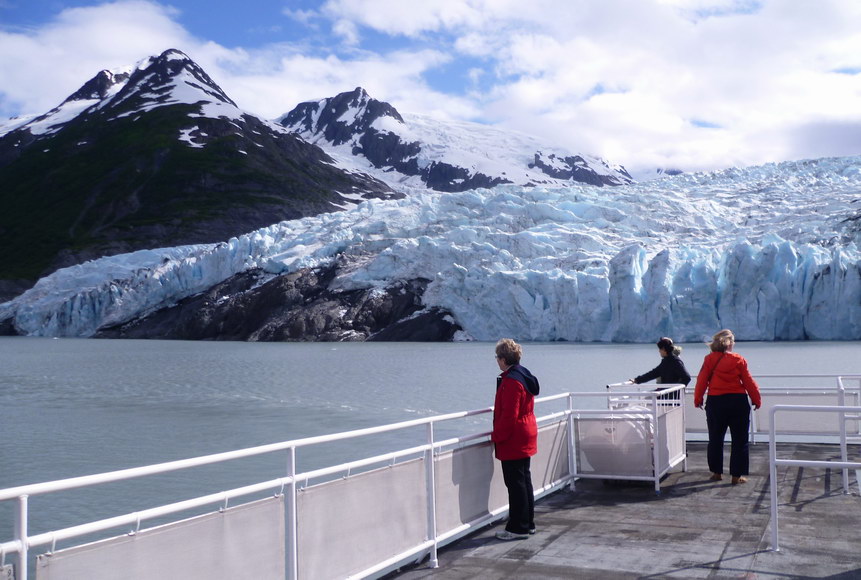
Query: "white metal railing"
0 396 579 580
0 385 689 580
2 374 859 579
582 383 687 493
0 407 483 580
683 374 861 443
768 404 861 551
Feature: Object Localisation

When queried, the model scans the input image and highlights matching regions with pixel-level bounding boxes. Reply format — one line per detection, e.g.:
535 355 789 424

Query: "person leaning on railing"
491 338 540 541
629 336 691 399
694 329 762 485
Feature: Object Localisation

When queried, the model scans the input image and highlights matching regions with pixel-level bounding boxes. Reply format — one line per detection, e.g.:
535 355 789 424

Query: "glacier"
2 155 861 342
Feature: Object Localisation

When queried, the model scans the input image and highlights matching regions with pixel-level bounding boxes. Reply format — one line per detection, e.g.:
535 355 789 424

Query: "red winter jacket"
491 367 538 461
694 351 762 408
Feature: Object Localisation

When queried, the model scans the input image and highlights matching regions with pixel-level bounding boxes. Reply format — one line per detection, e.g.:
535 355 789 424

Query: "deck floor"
389 442 861 579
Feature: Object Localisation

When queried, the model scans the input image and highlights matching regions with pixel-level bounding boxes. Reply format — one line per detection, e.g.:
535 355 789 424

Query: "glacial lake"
2 337 860 541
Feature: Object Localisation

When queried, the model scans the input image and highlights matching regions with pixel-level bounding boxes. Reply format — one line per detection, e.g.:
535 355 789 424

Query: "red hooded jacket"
492 365 538 461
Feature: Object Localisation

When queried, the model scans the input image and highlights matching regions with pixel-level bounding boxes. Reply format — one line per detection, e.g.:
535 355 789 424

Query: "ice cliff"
2 155 860 342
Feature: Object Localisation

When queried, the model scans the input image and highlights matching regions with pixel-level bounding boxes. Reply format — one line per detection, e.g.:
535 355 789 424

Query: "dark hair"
657 336 682 356
656 337 674 352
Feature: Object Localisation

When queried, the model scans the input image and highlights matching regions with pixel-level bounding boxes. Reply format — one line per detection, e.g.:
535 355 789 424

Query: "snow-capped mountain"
3 155 860 342
279 87 633 192
0 69 131 142
0 49 393 289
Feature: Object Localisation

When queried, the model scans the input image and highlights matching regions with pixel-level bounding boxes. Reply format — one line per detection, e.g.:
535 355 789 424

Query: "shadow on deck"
389 442 861 580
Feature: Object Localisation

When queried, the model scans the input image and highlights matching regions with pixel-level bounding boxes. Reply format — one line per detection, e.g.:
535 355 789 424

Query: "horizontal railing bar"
298 444 431 482
0 475 294 554
774 459 861 469
771 405 861 413
3 420 579 558
1 394 596 501
345 540 437 580
0 408 496 501
699 374 861 379
572 473 663 482
432 432 490 449
4 382 857 502
534 392 570 403
570 409 664 416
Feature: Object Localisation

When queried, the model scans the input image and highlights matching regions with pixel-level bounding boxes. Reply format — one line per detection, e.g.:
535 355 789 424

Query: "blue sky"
1 0 860 178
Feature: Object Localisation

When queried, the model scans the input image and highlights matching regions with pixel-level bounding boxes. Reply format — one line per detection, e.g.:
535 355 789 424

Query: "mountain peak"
279 89 634 191
100 48 236 115
279 87 404 147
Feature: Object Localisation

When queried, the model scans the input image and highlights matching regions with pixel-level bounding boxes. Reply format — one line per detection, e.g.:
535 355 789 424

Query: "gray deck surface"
390 442 861 579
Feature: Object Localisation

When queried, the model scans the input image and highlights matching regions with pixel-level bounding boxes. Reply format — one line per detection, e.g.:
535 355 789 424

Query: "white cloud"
283 8 319 26
1 0 860 177
320 0 499 38
331 18 360 45
0 1 192 116
0 1 473 123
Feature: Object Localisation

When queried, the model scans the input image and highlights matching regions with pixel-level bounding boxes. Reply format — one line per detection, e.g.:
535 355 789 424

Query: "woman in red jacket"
492 338 539 540
694 329 762 484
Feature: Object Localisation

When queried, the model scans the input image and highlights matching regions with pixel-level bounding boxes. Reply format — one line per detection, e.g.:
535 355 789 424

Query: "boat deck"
390 442 861 579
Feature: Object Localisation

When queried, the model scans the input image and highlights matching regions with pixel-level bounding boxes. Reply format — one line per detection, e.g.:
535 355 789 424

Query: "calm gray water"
2 337 860 541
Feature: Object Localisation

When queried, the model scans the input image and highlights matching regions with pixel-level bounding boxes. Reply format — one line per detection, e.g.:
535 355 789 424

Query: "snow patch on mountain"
279 87 633 191
0 49 273 142
3 155 860 341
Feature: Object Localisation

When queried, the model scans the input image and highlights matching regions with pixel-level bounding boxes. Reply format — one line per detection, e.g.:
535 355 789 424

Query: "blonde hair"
709 329 735 352
495 338 522 365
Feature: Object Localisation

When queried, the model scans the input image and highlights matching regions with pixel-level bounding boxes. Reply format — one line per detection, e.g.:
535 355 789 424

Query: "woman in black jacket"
631 337 691 399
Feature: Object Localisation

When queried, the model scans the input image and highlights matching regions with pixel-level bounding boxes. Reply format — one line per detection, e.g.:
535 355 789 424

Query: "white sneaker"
495 530 529 541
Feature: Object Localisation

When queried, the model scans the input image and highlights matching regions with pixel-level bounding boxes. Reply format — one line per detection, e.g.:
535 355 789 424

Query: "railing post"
837 377 849 494
567 393 576 490
424 422 439 569
681 386 688 472
286 447 298 580
750 404 758 444
769 408 780 551
651 393 661 494
15 495 27 580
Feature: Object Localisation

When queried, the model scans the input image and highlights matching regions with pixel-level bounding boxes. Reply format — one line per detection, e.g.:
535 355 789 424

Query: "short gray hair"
495 338 522 365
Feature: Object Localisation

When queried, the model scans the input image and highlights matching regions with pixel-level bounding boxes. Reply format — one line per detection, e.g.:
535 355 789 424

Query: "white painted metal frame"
584 383 688 493
0 399 576 580
5 375 855 578
683 374 861 443
768 403 861 552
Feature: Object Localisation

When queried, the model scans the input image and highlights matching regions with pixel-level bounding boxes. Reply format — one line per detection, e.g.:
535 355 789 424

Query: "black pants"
705 393 751 477
501 457 534 534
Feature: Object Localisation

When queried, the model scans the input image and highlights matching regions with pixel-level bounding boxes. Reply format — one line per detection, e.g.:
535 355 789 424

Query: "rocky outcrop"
529 152 632 187
95 262 461 342
63 69 131 102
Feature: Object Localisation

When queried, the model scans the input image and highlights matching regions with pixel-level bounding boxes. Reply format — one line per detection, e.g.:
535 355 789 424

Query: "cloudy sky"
1 0 860 178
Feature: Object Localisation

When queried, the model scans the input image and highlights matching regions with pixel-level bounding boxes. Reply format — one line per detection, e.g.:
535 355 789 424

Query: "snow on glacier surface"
2 156 861 341
292 103 630 188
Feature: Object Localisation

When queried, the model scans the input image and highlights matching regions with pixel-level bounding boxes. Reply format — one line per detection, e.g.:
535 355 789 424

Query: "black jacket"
634 355 691 386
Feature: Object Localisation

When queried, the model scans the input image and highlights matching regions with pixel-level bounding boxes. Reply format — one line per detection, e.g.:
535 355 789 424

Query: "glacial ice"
2 155 861 342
